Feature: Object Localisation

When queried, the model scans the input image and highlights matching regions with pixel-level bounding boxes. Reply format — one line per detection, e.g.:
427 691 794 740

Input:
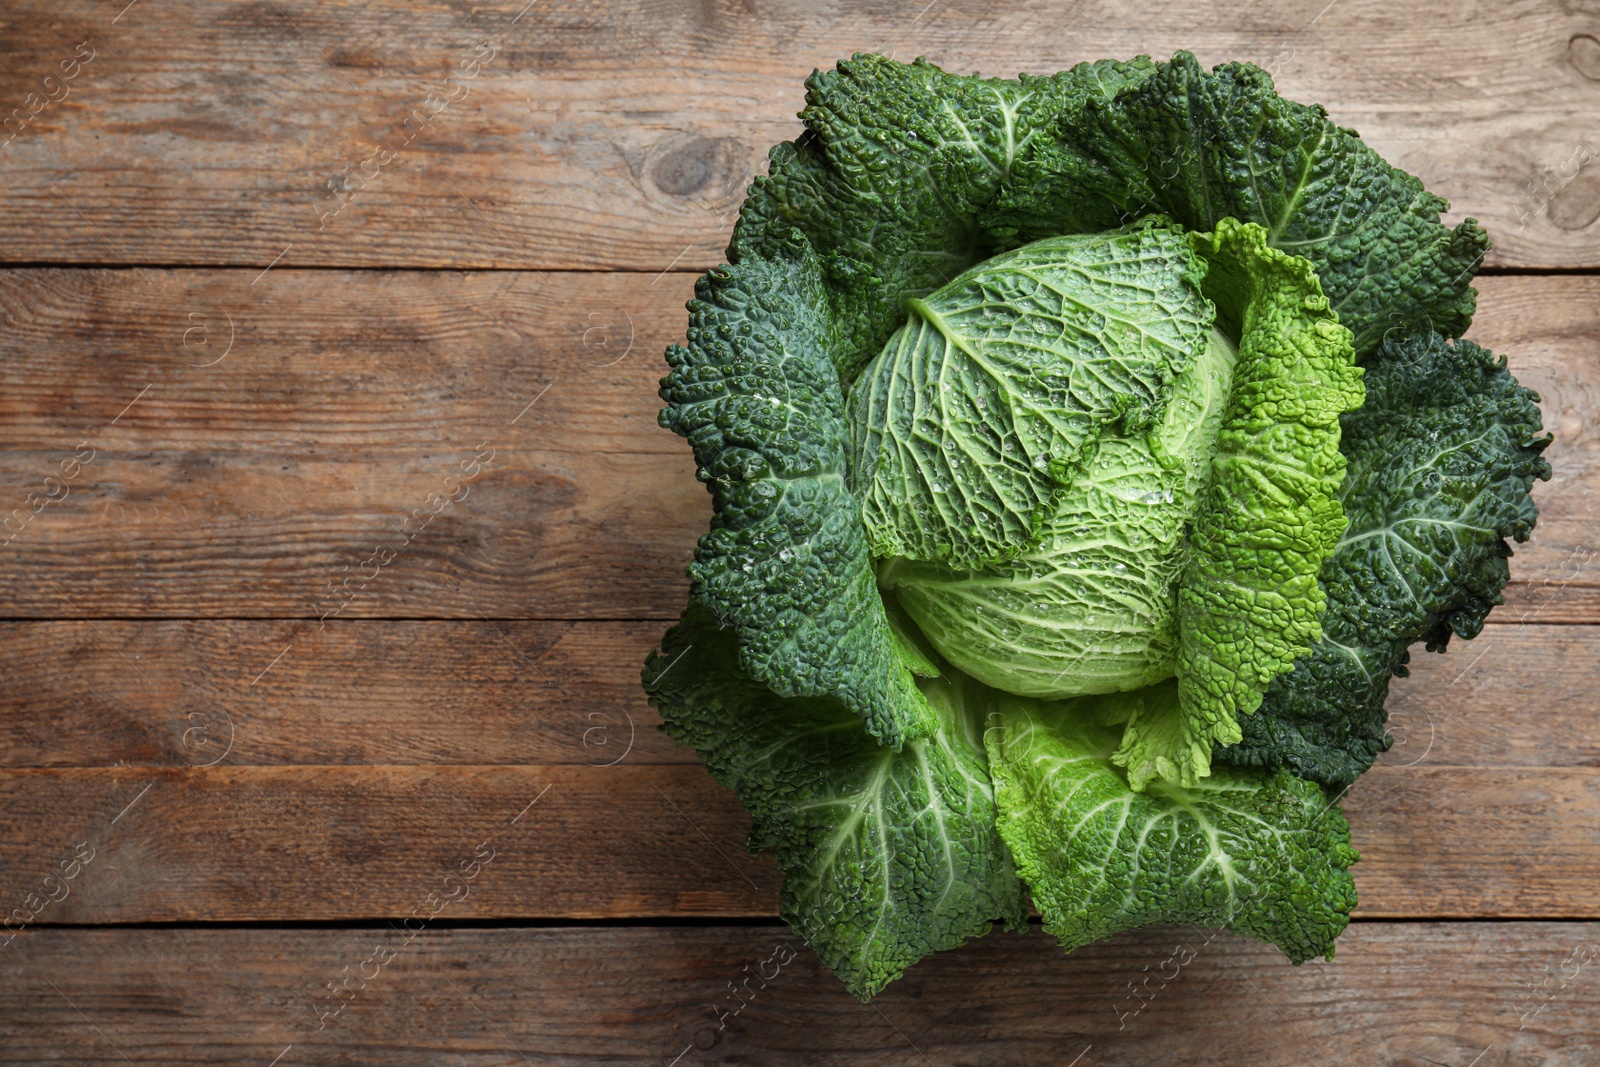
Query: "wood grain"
0 448 704 618
0 762 1593 921
0 273 1591 618
1499 582 1600 625
0 1 1597 270
1380 624 1600 771
0 268 689 455
0 619 688 768
0 619 1595 770
0 764 780 922
3 922 1594 1065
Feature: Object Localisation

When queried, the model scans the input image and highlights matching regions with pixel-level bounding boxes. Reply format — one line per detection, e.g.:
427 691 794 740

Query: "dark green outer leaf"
660 248 935 747
643 607 1027 1002
730 53 1157 379
984 51 1489 359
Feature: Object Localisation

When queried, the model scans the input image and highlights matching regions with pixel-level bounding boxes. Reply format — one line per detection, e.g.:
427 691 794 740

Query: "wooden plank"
0 273 1593 618
1 922 1594 1064
1499 582 1600 624
1379 624 1600 771
0 619 1594 770
0 764 779 922
0 763 1592 921
0 268 690 455
0 1 1597 269
1466 275 1600 619
1347 768 1600 917
0 620 690 768
0 448 704 618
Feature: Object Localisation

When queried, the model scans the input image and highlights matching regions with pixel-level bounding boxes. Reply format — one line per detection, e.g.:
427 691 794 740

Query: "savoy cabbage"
643 51 1551 1001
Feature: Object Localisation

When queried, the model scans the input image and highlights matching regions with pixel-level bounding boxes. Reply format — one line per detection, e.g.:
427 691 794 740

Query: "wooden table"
1 1 1597 1062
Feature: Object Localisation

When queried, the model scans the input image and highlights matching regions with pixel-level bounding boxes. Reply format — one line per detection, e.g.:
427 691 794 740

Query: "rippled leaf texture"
659 248 934 747
879 325 1238 699
731 53 1158 379
644 608 1027 1001
1221 332 1552 784
987 51 1488 357
1114 220 1363 790
986 690 1359 964
847 222 1211 569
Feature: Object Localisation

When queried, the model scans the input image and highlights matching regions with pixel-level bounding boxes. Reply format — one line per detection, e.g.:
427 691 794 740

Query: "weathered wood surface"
0 1 1598 270
0 273 1592 618
0 268 678 454
0 447 705 618
0 620 688 768
3 923 1595 1065
0 760 1592 920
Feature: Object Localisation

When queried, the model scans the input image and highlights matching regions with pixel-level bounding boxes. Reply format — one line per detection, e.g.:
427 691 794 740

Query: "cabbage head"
643 52 1552 1001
